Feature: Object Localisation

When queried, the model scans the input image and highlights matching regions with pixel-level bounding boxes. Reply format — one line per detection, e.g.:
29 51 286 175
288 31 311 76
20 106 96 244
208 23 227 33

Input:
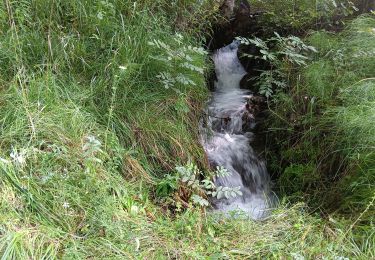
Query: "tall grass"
0 0 373 258
266 15 375 244
248 0 361 34
0 0 213 257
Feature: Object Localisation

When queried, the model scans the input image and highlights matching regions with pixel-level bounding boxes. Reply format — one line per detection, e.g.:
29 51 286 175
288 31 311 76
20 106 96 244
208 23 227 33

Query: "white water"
201 41 272 219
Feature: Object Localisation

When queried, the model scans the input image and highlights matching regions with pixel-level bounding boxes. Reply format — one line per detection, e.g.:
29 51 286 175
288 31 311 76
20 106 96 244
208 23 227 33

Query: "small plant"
156 174 179 198
148 34 207 91
10 147 27 168
164 163 243 207
237 33 317 98
82 135 103 162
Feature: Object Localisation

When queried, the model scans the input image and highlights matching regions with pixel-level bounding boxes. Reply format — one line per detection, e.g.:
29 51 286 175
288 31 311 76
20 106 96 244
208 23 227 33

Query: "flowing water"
201 41 272 219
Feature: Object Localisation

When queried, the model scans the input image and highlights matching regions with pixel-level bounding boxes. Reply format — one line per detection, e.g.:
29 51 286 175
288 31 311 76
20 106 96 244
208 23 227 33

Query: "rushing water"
200 41 272 219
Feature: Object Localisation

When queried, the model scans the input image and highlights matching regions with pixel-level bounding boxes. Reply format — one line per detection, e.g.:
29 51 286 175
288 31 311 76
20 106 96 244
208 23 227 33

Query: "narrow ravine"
201 41 273 219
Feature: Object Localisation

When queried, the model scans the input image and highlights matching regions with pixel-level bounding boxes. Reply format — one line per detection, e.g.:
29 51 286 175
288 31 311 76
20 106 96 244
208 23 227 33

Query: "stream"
201 41 273 219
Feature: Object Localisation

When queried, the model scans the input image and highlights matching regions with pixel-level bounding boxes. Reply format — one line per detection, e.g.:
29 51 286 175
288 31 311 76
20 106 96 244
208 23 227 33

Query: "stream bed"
201 41 274 219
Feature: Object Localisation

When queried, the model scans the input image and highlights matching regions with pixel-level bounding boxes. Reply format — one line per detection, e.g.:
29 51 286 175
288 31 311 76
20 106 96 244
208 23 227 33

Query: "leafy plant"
237 33 317 97
212 186 243 200
82 135 103 160
156 174 179 198
148 34 207 91
174 163 243 207
156 163 243 207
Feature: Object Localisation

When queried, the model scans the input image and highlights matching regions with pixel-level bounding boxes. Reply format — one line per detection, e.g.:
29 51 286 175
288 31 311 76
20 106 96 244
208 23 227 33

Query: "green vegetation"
249 0 360 33
0 0 374 259
236 5 375 254
264 14 375 252
237 33 318 97
0 0 213 258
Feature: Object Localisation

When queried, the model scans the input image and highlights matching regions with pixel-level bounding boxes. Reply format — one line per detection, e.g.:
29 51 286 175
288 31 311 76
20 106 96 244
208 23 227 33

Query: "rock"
206 0 260 50
232 0 253 36
242 110 256 132
238 43 268 73
207 69 217 91
219 0 235 19
247 95 266 116
242 95 267 132
240 74 255 90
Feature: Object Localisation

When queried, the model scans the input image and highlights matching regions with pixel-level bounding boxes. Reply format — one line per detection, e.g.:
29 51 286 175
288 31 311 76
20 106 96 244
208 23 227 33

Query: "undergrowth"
265 14 375 250
249 0 361 33
0 0 374 259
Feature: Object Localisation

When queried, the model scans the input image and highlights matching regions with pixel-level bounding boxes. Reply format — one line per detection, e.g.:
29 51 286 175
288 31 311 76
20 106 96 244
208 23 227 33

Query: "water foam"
201 41 273 219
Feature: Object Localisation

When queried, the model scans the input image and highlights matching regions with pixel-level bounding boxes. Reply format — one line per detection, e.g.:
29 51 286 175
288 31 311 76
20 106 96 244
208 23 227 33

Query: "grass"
0 0 374 259
248 0 361 34
0 0 212 258
265 14 375 251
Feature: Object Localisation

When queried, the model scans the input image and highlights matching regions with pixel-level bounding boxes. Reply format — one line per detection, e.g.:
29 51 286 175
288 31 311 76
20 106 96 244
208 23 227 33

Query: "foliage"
178 164 242 202
0 0 214 258
156 164 242 208
265 15 375 237
237 33 316 97
249 0 360 32
0 0 374 258
148 35 207 90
